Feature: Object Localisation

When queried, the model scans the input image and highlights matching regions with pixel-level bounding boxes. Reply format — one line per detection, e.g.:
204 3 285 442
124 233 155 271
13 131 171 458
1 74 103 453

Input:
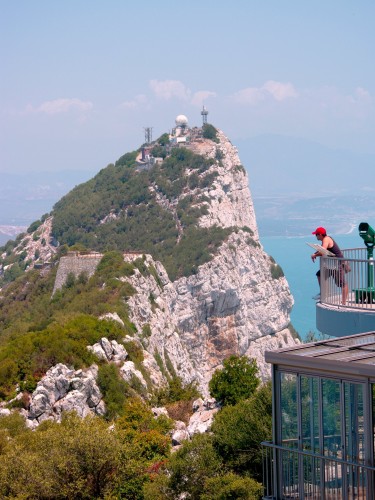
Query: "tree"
0 413 121 499
201 472 263 499
209 355 260 406
157 433 223 500
211 381 272 478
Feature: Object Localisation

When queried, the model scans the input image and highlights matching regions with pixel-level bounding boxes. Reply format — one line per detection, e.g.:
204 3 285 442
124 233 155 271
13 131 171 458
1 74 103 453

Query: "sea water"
261 233 362 341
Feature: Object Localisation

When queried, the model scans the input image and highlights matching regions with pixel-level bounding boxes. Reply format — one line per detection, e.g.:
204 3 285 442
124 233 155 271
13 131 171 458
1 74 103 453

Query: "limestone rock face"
123 129 298 395
193 131 258 235
27 363 104 427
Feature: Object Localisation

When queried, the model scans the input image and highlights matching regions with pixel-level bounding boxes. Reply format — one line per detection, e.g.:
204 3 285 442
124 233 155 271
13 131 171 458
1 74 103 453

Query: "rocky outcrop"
123 236 295 394
17 355 219 437
0 217 57 272
26 363 105 428
170 398 221 447
87 337 128 364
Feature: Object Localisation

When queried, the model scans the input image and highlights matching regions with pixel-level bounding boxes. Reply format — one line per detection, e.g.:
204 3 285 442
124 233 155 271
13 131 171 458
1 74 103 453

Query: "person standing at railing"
311 226 348 305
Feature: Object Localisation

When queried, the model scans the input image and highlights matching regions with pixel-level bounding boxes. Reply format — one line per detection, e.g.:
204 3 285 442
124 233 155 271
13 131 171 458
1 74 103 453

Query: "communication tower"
201 105 208 125
144 127 153 144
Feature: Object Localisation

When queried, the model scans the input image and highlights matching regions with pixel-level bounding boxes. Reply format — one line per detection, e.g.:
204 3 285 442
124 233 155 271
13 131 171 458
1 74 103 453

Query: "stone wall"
52 252 103 294
52 251 146 295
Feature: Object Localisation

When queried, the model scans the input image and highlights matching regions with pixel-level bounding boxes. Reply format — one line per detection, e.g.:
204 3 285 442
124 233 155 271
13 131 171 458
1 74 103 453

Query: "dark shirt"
327 238 344 259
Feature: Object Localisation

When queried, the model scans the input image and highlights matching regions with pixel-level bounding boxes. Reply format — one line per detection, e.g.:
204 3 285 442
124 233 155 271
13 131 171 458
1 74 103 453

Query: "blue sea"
261 233 362 341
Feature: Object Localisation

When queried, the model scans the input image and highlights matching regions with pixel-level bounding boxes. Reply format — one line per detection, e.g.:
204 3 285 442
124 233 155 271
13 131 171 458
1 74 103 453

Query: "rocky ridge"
0 127 299 426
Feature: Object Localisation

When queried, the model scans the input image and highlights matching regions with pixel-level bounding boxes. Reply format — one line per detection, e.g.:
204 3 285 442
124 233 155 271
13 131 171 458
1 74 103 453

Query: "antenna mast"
144 127 153 144
201 105 208 125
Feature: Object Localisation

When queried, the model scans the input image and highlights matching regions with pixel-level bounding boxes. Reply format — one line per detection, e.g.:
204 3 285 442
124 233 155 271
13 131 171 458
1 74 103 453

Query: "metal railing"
262 441 374 499
320 248 375 310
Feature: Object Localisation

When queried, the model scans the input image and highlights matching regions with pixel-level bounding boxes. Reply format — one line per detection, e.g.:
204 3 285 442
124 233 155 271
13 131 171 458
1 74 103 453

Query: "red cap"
312 227 326 235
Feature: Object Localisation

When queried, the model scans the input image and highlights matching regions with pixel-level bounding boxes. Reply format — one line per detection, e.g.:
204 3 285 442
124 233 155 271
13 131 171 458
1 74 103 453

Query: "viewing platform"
316 246 375 337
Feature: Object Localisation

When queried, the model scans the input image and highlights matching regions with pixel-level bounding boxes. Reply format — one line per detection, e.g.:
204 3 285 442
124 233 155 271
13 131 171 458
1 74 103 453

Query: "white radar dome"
175 114 188 126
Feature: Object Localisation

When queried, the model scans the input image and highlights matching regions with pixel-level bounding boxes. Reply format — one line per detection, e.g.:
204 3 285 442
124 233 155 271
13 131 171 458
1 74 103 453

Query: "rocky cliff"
125 130 296 392
0 126 298 418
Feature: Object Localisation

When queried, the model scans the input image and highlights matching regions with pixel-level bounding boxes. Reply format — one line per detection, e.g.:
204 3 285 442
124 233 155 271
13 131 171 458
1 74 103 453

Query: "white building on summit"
171 114 189 143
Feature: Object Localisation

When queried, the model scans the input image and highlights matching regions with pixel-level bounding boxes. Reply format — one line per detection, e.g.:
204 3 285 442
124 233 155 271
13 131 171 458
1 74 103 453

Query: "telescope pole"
366 244 374 289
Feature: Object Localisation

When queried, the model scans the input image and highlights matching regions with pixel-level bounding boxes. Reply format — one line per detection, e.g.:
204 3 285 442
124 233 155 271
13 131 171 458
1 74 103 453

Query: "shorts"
317 265 346 287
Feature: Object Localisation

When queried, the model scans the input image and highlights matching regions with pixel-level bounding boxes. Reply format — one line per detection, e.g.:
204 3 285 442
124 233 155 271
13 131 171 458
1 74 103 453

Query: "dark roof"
265 331 375 379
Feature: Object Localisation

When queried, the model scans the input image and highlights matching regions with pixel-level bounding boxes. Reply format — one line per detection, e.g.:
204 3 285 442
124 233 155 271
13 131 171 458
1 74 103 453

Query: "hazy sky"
1 1 375 177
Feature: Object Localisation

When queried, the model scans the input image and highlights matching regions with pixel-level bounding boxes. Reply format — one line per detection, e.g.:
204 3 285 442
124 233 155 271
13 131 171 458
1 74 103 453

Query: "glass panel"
280 372 298 449
301 375 319 454
344 382 365 496
322 378 341 459
344 382 364 463
301 376 322 496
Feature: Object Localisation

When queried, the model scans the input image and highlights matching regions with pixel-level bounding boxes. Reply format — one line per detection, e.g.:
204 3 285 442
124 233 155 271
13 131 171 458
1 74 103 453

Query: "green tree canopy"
211 381 272 478
209 355 260 406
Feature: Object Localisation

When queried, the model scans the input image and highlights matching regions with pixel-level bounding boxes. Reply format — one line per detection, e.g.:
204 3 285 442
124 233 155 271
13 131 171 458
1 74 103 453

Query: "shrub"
202 472 263 499
211 382 272 478
202 123 219 143
0 413 120 499
209 355 259 406
168 433 222 498
0 314 125 398
97 363 129 420
270 262 284 279
123 340 144 364
27 220 42 234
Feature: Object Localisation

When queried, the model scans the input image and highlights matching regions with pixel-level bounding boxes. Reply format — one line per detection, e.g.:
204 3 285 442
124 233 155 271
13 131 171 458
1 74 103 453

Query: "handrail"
319 248 375 310
261 441 373 469
261 440 374 499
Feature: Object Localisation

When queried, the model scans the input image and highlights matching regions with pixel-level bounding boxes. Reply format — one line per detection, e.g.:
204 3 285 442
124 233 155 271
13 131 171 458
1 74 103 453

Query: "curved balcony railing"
320 248 375 310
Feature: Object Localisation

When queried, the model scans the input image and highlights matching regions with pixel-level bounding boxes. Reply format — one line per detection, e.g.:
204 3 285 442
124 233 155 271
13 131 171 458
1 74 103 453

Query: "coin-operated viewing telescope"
359 222 375 290
359 222 375 249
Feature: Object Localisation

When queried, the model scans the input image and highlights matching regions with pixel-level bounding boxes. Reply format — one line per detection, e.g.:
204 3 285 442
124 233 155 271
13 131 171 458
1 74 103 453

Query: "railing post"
368 256 374 289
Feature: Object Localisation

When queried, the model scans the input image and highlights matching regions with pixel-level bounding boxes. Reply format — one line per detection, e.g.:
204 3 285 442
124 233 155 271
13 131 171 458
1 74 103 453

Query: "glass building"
262 332 375 499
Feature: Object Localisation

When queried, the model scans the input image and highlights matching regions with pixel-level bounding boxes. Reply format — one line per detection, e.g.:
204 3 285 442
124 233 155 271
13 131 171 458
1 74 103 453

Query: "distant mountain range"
1 133 374 244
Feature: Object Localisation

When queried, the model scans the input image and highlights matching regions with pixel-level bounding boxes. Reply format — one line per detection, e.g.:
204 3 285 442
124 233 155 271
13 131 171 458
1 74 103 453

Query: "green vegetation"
97 363 130 420
209 355 260 406
0 406 172 499
38 145 233 282
144 369 270 499
211 381 272 478
0 312 270 500
269 256 284 279
0 250 141 398
202 123 219 143
27 219 42 234
0 314 126 398
0 135 274 498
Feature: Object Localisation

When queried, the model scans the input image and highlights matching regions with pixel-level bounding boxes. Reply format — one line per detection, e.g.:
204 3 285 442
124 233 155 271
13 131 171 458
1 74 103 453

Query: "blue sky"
1 1 375 177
